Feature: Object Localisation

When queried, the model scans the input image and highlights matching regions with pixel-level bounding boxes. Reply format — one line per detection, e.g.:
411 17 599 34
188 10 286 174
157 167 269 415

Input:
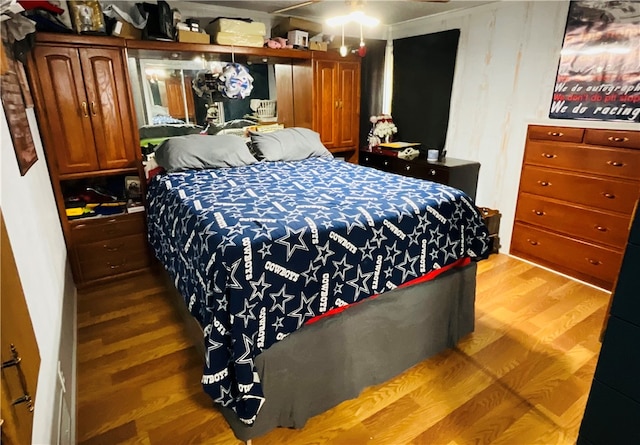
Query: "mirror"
127 56 276 131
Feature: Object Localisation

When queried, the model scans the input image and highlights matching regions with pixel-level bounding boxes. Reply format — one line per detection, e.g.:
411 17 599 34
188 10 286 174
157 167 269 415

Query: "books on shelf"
378 142 421 150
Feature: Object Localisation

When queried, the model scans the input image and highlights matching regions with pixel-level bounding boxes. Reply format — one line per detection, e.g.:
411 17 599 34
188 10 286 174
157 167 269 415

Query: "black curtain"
391 29 460 152
359 39 387 146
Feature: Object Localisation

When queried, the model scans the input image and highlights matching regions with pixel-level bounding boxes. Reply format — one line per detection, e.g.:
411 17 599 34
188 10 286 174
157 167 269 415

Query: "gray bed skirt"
165 262 477 441
169 261 477 442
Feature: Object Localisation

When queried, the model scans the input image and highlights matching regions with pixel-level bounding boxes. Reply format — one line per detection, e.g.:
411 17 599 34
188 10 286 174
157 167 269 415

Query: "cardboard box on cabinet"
206 18 266 36
310 41 327 51
177 29 210 44
271 17 322 38
112 20 141 39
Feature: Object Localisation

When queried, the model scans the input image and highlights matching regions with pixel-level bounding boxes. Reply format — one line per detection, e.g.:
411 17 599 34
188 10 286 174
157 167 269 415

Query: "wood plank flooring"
77 254 609 444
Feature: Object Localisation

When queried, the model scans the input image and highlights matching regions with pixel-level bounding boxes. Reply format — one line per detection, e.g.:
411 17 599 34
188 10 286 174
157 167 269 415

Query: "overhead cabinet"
31 43 137 174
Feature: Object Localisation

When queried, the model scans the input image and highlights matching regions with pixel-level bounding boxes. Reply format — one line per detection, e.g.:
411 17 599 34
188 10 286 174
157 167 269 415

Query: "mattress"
146 156 490 424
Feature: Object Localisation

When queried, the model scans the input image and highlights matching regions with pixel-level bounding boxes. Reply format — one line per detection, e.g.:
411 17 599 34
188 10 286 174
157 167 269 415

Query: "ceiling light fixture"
327 10 379 58
326 10 380 27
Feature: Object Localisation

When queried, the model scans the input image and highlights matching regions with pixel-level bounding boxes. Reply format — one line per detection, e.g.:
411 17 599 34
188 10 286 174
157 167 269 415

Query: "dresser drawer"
394 158 449 183
515 193 631 248
74 233 150 281
528 125 584 143
360 152 389 170
511 222 622 288
524 141 640 179
70 212 146 243
520 165 639 214
585 129 640 150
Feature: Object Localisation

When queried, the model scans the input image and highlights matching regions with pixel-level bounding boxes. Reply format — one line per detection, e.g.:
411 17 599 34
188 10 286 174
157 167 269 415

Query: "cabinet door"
165 76 195 121
314 59 339 148
80 47 137 171
336 61 360 148
31 46 98 174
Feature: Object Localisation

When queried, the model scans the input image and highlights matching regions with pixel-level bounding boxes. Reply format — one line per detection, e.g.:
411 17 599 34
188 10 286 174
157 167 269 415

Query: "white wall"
391 0 639 252
0 105 76 444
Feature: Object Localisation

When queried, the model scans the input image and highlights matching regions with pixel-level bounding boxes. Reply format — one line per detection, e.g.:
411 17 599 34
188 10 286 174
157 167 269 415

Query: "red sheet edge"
305 257 471 325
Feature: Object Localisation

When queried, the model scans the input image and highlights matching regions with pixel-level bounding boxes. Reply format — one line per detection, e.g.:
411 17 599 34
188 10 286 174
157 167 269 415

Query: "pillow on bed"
249 127 333 162
154 134 258 172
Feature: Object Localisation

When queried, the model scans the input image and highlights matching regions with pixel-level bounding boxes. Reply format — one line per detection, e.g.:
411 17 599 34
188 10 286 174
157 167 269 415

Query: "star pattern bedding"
147 156 490 425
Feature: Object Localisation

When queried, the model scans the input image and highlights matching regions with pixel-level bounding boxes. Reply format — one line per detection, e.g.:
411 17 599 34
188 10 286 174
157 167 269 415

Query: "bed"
146 129 490 441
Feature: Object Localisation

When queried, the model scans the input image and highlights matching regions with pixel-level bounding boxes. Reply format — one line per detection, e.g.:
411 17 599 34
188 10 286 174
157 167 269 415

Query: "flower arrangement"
370 114 398 140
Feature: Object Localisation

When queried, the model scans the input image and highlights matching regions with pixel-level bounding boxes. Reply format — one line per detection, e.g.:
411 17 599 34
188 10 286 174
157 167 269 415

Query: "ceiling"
183 1 496 26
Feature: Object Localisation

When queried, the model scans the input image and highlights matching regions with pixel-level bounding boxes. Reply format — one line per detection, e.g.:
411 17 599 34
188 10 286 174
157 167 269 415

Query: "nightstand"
360 147 480 201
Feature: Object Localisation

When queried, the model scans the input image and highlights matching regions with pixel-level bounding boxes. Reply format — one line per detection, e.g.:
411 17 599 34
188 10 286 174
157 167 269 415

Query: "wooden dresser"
511 124 640 290
360 147 480 201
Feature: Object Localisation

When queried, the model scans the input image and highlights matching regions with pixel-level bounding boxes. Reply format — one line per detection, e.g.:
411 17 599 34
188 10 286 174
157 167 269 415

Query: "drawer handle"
608 136 629 143
526 239 539 246
586 258 602 266
594 225 608 232
108 260 126 270
383 160 389 166
104 243 124 252
602 192 615 199
607 160 624 167
547 131 563 137
538 181 551 187
364 156 369 162
541 153 556 159
405 165 411 171
533 210 545 216
429 169 436 176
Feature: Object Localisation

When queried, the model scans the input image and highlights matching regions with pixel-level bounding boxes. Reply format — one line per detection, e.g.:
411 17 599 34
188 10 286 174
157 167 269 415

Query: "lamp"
327 8 379 57
326 10 380 27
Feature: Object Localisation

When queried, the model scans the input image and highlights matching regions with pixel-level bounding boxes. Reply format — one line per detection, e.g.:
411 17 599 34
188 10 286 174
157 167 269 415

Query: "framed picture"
68 0 106 34
549 1 640 123
124 176 141 200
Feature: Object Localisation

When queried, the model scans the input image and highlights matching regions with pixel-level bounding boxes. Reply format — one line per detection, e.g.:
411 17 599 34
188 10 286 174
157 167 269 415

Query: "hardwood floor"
77 254 609 444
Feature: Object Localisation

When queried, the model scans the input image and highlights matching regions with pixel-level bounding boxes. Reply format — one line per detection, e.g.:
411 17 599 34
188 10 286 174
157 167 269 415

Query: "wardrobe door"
336 61 360 148
31 45 98 174
80 47 137 170
314 59 339 148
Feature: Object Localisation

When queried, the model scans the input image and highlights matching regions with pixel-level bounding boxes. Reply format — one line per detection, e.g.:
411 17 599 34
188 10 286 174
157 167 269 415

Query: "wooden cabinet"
578 204 640 445
313 53 360 163
511 124 640 290
360 148 480 200
28 34 149 288
165 75 195 121
31 44 137 174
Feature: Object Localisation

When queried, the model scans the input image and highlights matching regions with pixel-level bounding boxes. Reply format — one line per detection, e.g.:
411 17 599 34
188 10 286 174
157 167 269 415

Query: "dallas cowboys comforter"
147 156 490 425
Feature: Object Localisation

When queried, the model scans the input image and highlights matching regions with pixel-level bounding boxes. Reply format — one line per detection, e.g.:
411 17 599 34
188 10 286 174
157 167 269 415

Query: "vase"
368 124 380 147
384 135 392 143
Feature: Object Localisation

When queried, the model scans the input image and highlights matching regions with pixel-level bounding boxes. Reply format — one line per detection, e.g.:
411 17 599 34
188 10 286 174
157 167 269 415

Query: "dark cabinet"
578 202 640 444
360 148 480 201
